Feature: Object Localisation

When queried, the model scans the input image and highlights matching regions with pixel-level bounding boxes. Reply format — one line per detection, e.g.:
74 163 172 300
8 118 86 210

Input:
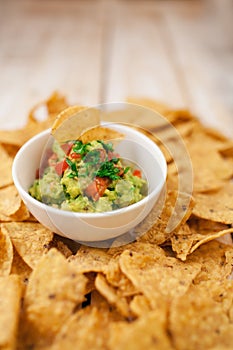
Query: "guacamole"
29 139 147 213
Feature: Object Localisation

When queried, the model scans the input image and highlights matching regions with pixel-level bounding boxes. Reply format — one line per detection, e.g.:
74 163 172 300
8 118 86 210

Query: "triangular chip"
0 275 22 350
80 126 124 144
20 249 87 348
1 222 53 269
51 105 100 143
0 228 13 276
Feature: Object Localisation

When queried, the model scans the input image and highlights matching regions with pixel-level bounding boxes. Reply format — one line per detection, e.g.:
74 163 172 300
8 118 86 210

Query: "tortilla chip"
0 186 21 217
0 189 29 222
193 182 233 224
95 273 132 318
184 128 233 192
218 140 233 158
1 222 53 269
170 223 194 261
68 245 111 274
171 219 233 261
0 144 13 188
10 247 32 289
80 126 124 144
10 202 30 222
105 258 139 297
51 105 100 143
136 190 194 245
129 295 151 317
107 242 165 296
187 241 233 283
50 306 110 350
0 275 22 350
1 144 19 158
29 91 68 124
0 228 13 276
108 309 172 350
169 283 233 350
20 249 87 348
49 235 73 258
0 93 68 147
119 250 201 309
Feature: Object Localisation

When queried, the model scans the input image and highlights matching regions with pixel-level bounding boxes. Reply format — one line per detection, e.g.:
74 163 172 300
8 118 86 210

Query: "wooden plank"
0 0 105 129
102 0 186 108
103 0 233 136
160 0 233 136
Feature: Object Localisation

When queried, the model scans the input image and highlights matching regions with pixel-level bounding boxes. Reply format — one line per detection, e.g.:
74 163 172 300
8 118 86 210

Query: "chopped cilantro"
66 158 79 178
124 166 130 174
72 141 90 156
96 159 121 180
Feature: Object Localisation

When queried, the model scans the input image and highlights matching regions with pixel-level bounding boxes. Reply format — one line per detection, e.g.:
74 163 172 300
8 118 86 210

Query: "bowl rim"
12 124 167 218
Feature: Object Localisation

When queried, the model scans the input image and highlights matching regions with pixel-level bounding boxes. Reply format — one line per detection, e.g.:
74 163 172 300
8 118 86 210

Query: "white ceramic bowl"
12 123 167 243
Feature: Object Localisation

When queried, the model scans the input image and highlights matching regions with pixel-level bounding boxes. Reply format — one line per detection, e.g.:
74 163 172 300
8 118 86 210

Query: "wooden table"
0 0 232 136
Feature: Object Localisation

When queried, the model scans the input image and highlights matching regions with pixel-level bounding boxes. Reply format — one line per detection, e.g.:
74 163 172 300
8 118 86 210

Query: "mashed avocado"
29 139 147 213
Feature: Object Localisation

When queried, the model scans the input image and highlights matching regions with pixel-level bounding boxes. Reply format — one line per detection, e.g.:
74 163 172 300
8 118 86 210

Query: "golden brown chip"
187 241 233 283
193 182 233 224
119 250 201 309
28 91 68 124
1 222 53 269
68 245 111 273
10 247 32 288
0 93 68 147
184 128 233 192
20 248 87 348
105 259 139 297
0 185 21 217
129 294 151 317
51 105 100 143
171 219 233 260
0 275 22 350
49 235 73 258
108 309 172 350
95 273 132 318
50 306 110 350
9 202 30 222
170 223 194 261
0 187 29 222
169 283 233 350
91 289 126 322
0 227 13 276
80 126 124 144
218 140 233 158
108 240 166 258
0 144 13 188
136 189 194 245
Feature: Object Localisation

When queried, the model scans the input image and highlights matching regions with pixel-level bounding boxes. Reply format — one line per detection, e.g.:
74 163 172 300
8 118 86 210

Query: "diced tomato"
35 168 40 179
84 177 110 201
133 169 142 178
95 177 110 197
84 181 100 201
70 152 81 160
61 142 74 155
55 160 69 176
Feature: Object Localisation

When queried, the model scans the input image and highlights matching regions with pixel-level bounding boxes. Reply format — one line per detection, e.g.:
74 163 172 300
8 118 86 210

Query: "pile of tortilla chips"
0 93 233 349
